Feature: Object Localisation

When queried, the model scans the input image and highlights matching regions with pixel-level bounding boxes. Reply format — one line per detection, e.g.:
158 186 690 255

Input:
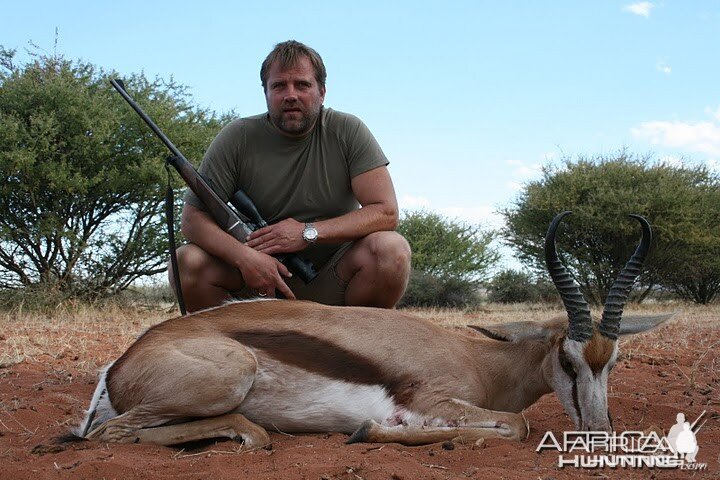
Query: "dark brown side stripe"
233 330 414 402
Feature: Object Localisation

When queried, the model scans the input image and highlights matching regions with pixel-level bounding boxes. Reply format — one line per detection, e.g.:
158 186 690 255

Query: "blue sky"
5 1 720 266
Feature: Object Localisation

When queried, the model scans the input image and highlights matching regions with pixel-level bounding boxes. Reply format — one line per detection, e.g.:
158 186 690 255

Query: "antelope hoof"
233 430 271 449
346 420 376 444
500 414 529 441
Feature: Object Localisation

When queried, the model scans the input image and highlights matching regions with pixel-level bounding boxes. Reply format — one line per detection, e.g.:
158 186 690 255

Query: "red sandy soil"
0 306 717 479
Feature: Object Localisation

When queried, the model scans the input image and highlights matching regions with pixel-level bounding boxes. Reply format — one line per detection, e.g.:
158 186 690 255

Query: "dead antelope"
76 212 670 447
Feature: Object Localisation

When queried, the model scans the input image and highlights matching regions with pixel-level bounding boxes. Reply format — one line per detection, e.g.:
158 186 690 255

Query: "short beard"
270 108 320 136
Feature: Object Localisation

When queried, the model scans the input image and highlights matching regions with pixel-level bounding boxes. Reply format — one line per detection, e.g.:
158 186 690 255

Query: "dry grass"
0 303 170 372
404 300 705 328
615 304 720 396
404 302 565 328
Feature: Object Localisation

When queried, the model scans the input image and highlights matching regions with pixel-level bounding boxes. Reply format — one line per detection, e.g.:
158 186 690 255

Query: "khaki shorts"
234 242 353 306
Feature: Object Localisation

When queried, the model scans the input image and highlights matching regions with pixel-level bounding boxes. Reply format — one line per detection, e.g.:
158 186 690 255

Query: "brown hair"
260 40 327 91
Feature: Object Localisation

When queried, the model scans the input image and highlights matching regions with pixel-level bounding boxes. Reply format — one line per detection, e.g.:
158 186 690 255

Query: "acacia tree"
501 152 720 304
0 46 226 298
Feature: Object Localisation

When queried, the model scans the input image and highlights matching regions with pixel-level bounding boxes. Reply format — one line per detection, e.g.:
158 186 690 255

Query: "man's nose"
283 86 298 101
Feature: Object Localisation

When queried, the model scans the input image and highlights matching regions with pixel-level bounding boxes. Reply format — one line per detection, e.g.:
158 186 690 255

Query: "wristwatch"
302 222 318 243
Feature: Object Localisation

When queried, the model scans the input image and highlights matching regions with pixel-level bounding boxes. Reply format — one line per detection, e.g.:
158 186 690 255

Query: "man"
172 40 411 312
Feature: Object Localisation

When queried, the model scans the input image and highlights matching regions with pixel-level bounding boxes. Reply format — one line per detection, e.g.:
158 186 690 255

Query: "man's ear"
619 313 675 335
468 322 552 342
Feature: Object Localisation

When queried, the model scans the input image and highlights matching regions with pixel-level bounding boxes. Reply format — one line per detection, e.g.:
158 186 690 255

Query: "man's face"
265 56 326 137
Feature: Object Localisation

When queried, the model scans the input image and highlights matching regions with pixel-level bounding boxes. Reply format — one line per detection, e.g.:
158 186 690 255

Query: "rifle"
110 79 318 307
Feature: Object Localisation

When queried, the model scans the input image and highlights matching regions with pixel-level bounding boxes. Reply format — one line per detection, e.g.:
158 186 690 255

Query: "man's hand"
237 248 296 299
246 218 308 255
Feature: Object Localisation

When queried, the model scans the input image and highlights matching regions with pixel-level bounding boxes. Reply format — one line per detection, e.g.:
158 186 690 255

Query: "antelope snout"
582 412 613 433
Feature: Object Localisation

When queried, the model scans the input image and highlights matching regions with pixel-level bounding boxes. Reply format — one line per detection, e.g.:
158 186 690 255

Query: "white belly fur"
238 354 397 434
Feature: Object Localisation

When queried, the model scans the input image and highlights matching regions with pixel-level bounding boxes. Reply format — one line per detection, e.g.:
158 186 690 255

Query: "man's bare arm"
316 165 399 241
246 166 398 254
181 204 295 298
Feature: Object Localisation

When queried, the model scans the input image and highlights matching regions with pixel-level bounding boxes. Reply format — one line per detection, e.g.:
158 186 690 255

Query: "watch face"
303 225 318 242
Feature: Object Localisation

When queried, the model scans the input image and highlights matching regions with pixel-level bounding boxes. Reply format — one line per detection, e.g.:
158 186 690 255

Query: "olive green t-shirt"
184 107 389 267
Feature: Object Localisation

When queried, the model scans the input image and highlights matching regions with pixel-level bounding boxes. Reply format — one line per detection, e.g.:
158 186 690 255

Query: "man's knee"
365 231 412 275
174 244 202 274
167 244 244 312
168 244 215 286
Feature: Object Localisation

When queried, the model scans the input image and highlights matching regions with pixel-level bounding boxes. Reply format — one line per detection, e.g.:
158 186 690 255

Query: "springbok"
76 212 670 447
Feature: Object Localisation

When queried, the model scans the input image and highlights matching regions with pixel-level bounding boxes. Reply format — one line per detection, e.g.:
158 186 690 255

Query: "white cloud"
515 164 542 177
656 60 672 75
398 197 504 231
631 120 720 156
623 2 654 17
438 205 504 229
506 181 524 191
506 159 542 178
399 194 431 210
705 106 720 122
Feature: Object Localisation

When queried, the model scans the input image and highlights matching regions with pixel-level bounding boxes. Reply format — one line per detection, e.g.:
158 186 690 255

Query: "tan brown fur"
583 330 616 374
106 301 553 417
81 301 668 447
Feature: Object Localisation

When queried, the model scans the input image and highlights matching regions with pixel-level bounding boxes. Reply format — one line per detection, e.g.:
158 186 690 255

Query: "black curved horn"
545 211 593 342
598 215 652 340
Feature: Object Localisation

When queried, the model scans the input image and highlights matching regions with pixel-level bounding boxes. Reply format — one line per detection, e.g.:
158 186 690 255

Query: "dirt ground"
0 303 718 479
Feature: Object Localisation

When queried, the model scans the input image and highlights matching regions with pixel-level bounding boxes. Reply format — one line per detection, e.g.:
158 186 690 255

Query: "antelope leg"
425 398 529 441
347 420 490 446
347 398 529 446
88 336 262 446
89 411 269 447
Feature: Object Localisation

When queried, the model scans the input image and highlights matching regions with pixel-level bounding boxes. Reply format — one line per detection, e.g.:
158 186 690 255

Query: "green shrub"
398 270 481 309
397 211 499 282
396 210 498 308
501 152 720 304
486 269 558 304
0 46 226 298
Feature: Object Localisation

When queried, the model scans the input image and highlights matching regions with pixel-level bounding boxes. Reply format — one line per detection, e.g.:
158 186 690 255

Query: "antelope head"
542 211 668 432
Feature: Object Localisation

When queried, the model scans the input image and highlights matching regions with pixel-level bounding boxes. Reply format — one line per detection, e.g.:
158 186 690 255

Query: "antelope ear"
619 313 676 335
468 322 552 343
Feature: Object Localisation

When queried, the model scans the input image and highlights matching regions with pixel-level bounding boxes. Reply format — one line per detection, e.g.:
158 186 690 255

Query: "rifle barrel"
690 410 706 432
110 79 185 161
110 78 250 239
